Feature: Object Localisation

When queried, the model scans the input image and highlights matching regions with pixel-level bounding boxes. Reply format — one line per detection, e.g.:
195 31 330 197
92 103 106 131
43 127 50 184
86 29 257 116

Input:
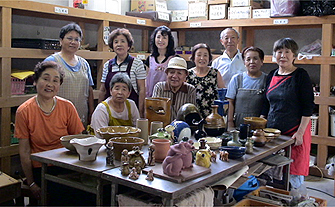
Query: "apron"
104 56 139 106
102 100 133 126
266 69 311 176
234 73 266 127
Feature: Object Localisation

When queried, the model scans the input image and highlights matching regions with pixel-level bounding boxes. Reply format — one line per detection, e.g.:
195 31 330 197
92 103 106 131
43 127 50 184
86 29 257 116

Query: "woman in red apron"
262 38 314 189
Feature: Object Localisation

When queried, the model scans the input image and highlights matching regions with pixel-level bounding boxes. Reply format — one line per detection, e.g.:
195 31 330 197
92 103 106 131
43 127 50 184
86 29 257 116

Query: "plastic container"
233 175 259 202
310 116 318 136
11 77 26 95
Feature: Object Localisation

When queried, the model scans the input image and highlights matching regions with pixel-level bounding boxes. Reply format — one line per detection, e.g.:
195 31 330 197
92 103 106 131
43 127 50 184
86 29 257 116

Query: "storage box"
11 77 26 95
233 198 278 206
252 8 271 18
188 0 208 21
131 0 167 12
230 0 262 8
209 4 228 20
228 6 251 19
126 11 171 22
208 0 229 5
171 10 188 22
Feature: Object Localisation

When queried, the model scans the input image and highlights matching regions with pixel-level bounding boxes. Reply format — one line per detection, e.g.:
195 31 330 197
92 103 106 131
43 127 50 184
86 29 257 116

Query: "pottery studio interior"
2 0 335 206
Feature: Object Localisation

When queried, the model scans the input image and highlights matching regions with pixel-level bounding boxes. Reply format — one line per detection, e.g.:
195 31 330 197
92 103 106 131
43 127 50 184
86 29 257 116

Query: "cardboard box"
188 0 208 21
228 6 251 19
131 0 167 12
171 10 188 22
209 4 228 20
252 8 271 18
230 0 262 8
208 0 229 5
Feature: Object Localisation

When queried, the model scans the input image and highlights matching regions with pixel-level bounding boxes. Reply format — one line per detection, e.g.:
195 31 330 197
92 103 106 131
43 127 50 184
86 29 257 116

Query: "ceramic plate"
264 128 281 134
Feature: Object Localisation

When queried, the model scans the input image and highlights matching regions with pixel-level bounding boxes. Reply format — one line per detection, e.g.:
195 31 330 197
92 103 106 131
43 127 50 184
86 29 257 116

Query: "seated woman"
226 46 267 131
15 61 84 202
91 73 140 135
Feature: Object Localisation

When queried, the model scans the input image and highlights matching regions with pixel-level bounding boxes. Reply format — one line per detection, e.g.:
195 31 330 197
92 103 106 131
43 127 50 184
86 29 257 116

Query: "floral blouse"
187 67 219 118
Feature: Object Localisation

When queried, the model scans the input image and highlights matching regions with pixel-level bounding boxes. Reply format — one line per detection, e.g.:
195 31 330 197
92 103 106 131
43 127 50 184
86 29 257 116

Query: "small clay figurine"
146 169 154 181
219 150 229 162
199 138 207 149
121 149 129 164
195 149 212 168
106 141 115 166
134 160 142 174
120 162 131 176
210 151 217 163
165 124 176 143
162 142 188 176
128 146 146 169
147 144 156 166
181 139 195 169
129 167 139 180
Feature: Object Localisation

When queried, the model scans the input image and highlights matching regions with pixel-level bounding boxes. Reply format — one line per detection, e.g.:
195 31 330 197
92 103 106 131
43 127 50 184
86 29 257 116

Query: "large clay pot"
204 105 226 136
176 103 202 133
152 139 171 163
145 97 171 128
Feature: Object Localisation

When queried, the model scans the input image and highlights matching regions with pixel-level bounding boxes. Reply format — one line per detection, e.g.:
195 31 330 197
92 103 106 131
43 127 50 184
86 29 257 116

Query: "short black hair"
108 28 134 51
273 37 299 57
34 61 64 85
242 46 265 61
59 23 83 39
190 43 213 63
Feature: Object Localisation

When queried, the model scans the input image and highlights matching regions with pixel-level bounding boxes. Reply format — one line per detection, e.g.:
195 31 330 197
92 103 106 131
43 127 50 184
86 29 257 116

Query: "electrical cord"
306 186 335 198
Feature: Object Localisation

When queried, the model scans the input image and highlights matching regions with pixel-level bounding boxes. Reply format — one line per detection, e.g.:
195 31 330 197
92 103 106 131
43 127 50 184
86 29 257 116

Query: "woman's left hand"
292 131 304 146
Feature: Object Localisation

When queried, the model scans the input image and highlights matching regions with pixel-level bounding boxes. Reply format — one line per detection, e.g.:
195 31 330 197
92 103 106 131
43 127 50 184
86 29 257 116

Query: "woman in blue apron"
262 38 314 189
226 46 267 131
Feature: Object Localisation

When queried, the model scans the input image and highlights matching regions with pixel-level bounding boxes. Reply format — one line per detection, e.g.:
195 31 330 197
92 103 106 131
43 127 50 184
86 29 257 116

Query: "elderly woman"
15 61 84 201
44 23 94 127
98 28 146 117
261 38 314 189
226 46 267 131
91 73 140 135
187 43 224 118
145 26 176 97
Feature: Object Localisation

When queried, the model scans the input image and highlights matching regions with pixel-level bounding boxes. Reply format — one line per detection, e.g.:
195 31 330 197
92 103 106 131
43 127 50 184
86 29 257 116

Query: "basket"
310 116 318 136
11 77 26 95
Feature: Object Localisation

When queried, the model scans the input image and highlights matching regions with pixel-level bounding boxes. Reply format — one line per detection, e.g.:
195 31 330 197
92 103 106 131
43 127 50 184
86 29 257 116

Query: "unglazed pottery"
152 138 171 163
109 137 144 161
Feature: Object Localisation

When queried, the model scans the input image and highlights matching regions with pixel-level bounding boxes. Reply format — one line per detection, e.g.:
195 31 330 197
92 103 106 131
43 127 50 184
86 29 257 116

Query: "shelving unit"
0 1 334 178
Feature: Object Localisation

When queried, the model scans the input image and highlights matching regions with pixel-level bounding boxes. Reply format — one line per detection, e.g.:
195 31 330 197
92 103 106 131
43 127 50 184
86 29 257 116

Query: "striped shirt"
101 55 146 93
152 82 196 121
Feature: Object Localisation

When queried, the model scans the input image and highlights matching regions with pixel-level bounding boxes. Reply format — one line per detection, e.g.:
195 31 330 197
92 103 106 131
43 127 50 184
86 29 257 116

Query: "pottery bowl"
60 134 95 152
200 137 222 150
219 146 246 159
243 117 267 130
96 126 141 142
70 136 106 161
109 137 144 161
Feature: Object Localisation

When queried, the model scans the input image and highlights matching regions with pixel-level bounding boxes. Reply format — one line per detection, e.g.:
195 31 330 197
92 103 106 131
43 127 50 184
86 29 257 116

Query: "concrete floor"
305 175 335 206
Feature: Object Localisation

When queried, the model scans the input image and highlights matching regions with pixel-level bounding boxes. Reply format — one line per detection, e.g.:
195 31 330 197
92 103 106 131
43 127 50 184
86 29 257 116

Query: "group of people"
14 22 314 203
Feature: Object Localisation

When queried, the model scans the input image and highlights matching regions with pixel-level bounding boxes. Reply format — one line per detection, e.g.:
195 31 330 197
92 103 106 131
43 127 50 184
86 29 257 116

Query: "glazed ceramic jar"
227 130 242 147
251 129 267 147
204 105 226 136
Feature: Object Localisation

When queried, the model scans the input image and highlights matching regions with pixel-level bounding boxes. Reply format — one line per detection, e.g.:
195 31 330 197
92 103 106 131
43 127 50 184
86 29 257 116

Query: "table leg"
96 178 103 206
111 183 118 206
162 197 173 207
283 145 292 191
41 163 47 205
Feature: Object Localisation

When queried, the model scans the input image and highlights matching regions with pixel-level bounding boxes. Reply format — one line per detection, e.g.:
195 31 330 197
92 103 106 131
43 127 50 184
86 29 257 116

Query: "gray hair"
220 28 240 39
109 73 132 91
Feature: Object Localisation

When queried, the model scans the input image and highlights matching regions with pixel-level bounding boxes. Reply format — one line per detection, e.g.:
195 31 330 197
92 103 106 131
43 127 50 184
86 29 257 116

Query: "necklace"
36 97 56 114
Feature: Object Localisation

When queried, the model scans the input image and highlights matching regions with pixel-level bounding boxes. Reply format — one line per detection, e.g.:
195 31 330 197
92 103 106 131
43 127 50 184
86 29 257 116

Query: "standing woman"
261 38 314 189
98 28 146 117
226 46 267 131
187 43 224 118
145 26 176 97
44 23 94 128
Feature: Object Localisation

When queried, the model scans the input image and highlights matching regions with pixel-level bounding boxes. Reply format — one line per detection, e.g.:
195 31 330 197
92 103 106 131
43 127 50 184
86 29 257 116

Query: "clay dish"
243 117 267 130
109 137 144 161
96 126 141 142
60 134 95 152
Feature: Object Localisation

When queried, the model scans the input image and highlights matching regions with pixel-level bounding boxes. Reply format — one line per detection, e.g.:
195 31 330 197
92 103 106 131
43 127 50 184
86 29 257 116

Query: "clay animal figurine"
147 144 156 166
106 141 115 166
210 151 217 163
165 124 176 143
128 146 146 169
195 149 211 168
120 162 131 176
121 149 129 164
146 169 154 181
181 139 195 169
162 142 188 177
129 167 139 180
134 160 142 174
219 150 229 162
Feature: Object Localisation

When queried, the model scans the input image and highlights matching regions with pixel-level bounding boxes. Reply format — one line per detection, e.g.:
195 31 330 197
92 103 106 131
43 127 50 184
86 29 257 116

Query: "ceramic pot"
204 105 226 136
227 130 242 147
70 137 106 161
176 103 202 133
152 138 171 163
170 120 191 142
251 129 266 147
109 137 145 161
150 121 164 135
145 97 171 127
136 118 149 145
149 128 172 143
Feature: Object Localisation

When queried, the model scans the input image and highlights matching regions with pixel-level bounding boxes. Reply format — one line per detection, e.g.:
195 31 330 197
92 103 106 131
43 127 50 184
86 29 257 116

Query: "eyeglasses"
65 37 81 42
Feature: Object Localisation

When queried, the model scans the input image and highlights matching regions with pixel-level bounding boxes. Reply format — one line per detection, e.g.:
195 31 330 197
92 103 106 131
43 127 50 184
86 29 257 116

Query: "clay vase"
251 129 267 147
152 138 171 163
227 130 242 147
245 137 254 154
204 105 226 136
136 118 149 145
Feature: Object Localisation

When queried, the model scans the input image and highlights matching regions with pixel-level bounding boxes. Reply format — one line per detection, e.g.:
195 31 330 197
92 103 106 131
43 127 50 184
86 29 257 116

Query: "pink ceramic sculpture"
181 140 195 169
162 142 189 177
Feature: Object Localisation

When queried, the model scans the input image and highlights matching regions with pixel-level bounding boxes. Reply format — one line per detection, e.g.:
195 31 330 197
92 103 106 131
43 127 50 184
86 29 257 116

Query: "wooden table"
0 172 20 204
102 135 294 206
31 146 119 206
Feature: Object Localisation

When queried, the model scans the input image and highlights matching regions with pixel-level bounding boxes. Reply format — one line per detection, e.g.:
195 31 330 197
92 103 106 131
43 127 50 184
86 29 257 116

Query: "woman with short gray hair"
90 73 140 135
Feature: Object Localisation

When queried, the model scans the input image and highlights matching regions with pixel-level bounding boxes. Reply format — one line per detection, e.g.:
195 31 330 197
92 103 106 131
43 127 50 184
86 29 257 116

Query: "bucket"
331 114 335 137
233 175 259 202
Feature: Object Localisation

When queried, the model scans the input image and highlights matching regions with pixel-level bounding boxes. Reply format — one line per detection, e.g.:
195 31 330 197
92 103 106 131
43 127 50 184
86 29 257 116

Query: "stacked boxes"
130 0 168 12
208 0 229 20
228 0 263 19
188 0 208 21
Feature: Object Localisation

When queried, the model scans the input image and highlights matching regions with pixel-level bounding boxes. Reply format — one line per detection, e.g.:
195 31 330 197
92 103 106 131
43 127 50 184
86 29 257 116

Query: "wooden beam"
0 145 19 158
1 6 11 48
142 29 149 52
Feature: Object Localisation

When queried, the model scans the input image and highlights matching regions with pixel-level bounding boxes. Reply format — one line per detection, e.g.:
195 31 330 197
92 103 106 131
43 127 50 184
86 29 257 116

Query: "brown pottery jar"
204 105 226 136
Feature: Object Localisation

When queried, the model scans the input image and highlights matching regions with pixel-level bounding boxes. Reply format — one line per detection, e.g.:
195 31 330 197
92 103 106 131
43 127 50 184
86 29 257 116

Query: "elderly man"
211 28 246 87
152 57 196 121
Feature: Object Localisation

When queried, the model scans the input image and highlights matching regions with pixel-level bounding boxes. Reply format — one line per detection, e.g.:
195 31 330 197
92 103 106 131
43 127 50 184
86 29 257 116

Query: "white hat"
166 57 187 71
